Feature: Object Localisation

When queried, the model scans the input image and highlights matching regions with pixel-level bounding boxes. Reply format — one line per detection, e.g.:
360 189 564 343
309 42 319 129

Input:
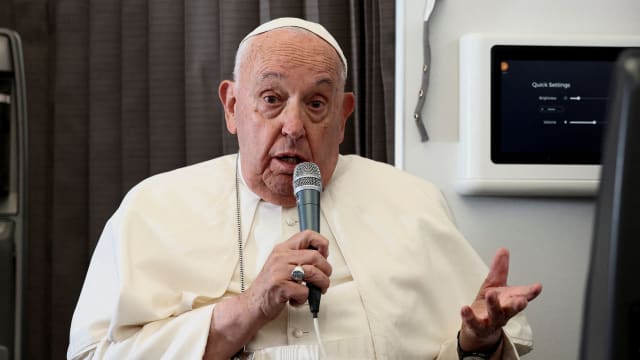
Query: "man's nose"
281 102 306 139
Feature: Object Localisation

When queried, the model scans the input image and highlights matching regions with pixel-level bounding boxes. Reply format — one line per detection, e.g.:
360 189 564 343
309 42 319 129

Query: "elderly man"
68 18 541 359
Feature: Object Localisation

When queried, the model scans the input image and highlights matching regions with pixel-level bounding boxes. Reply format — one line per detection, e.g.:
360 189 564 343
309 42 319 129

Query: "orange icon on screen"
501 61 509 72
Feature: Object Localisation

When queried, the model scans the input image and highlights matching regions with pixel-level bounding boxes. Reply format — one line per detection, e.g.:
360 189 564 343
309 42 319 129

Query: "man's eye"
263 95 279 104
309 100 325 109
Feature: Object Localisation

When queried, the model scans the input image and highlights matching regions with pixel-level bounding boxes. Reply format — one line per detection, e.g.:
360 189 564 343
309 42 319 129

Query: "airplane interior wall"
397 0 640 359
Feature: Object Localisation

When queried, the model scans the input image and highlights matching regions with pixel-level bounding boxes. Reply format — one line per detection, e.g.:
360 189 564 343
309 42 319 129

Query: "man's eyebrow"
315 78 334 87
259 72 335 88
260 71 284 81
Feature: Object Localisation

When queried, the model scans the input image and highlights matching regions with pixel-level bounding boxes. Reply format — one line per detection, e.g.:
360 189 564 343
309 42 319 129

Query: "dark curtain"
0 0 395 358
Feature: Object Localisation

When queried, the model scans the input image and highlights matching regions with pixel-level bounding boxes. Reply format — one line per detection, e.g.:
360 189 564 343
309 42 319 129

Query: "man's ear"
338 92 355 143
218 80 237 134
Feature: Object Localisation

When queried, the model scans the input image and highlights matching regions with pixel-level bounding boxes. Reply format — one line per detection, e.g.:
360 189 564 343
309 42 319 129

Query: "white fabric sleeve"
90 304 214 359
67 216 215 360
70 305 214 360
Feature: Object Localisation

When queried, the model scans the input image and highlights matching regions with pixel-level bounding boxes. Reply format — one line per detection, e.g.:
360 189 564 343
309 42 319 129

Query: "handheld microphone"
293 162 322 318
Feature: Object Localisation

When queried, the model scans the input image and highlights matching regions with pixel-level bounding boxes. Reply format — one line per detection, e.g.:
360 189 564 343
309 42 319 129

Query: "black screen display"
491 45 631 164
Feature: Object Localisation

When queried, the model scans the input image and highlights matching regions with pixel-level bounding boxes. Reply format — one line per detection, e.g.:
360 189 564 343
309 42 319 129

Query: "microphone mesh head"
293 162 322 194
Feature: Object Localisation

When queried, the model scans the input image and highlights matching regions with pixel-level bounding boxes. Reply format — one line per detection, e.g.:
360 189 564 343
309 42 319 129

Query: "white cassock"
68 154 534 359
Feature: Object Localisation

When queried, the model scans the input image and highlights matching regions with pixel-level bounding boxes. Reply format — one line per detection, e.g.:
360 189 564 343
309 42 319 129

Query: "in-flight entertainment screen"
491 45 631 164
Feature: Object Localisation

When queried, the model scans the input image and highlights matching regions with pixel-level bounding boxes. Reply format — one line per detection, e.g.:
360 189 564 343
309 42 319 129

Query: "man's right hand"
204 230 332 359
244 229 332 318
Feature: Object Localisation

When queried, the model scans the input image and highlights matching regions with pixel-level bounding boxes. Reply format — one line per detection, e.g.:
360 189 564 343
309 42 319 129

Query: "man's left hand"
458 248 542 353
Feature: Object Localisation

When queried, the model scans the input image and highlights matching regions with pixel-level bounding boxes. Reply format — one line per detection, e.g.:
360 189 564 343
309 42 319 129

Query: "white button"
292 328 304 338
286 217 298 226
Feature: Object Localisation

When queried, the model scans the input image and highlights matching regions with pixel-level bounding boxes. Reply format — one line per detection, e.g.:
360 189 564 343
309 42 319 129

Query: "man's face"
220 29 354 207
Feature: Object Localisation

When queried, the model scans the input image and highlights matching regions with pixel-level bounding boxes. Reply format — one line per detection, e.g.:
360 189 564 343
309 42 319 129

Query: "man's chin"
262 177 297 206
269 184 294 199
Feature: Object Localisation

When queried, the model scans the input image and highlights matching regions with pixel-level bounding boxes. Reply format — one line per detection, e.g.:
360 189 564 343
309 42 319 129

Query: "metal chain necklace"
233 154 250 360
235 154 246 293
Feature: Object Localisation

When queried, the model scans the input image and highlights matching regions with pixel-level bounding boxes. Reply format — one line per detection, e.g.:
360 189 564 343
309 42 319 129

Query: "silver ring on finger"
291 265 305 282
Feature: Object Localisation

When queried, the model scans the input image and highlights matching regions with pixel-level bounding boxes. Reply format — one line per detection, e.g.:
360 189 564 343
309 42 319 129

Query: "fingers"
462 248 543 349
289 264 330 289
461 305 486 332
485 291 506 324
284 230 330 257
492 287 534 317
282 280 312 307
246 231 333 319
461 297 512 339
461 291 512 332
274 230 333 284
528 282 543 300
479 248 510 294
260 250 331 291
288 249 332 276
463 284 541 333
260 264 330 310
497 283 543 303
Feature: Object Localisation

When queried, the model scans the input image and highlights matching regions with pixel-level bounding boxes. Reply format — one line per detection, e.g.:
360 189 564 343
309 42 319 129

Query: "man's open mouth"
277 155 304 164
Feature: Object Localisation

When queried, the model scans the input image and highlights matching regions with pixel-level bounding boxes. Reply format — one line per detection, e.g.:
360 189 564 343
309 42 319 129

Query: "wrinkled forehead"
239 17 347 74
240 29 344 88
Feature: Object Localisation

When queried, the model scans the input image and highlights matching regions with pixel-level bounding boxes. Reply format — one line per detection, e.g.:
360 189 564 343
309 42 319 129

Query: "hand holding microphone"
236 162 328 323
